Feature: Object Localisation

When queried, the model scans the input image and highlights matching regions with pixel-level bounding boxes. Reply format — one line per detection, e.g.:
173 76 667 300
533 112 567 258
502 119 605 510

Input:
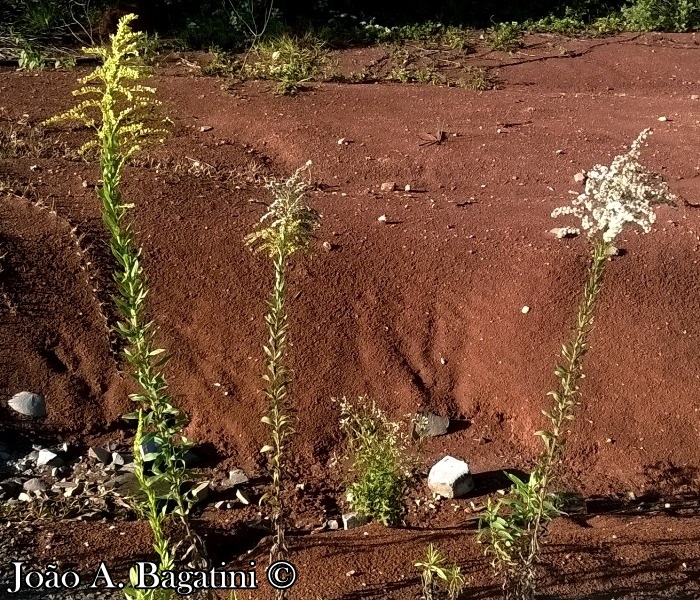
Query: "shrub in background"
623 0 700 31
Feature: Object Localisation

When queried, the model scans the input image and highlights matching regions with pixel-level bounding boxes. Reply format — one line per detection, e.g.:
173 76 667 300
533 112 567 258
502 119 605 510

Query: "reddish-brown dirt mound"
2 32 700 599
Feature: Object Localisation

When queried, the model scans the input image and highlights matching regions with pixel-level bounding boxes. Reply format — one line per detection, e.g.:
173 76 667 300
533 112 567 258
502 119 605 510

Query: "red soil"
2 32 700 598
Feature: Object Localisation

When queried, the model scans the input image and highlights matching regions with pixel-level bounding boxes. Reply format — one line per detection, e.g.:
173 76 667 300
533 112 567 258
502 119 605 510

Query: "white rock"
190 481 210 503
658 116 668 122
37 449 63 467
377 214 388 223
574 172 586 183
428 456 474 498
521 306 530 314
380 182 396 192
691 95 699 100
8 391 46 418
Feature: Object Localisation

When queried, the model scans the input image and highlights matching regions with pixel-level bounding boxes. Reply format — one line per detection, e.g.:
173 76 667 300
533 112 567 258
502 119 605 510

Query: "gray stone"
8 391 46 418
111 452 125 467
415 412 450 438
427 456 474 498
228 468 249 486
342 512 369 530
88 447 112 464
22 478 47 493
37 449 63 468
380 181 397 192
326 519 339 530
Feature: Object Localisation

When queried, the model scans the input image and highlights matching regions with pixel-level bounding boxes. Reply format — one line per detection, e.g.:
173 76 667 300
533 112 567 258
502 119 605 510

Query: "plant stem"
265 242 292 600
519 238 610 597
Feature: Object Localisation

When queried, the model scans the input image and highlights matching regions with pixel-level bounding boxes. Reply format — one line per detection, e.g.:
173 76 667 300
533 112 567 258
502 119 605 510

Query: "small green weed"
339 396 410 526
489 22 524 52
415 544 466 600
458 66 495 91
245 33 326 94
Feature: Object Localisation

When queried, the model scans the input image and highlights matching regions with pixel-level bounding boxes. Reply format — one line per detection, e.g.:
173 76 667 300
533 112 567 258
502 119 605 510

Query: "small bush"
489 21 524 52
339 396 409 526
622 0 700 31
245 33 326 94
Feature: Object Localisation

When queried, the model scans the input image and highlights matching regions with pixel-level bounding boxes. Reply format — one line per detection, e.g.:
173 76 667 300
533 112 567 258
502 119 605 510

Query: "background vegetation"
1 0 699 58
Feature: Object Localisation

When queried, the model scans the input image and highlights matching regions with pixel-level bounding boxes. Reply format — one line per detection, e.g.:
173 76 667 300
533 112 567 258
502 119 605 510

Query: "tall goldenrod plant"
479 129 675 600
43 14 195 591
245 161 320 598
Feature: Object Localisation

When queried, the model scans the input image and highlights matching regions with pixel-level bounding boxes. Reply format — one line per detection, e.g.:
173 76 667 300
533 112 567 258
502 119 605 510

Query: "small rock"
337 138 346 145
23 478 47 493
428 456 474 499
342 512 369 530
346 570 356 577
18 492 32 502
691 95 699 101
8 391 46 418
37 449 63 468
550 226 580 239
521 306 530 314
327 519 339 530
199 125 213 132
574 172 586 184
605 245 620 257
190 481 210 503
404 184 411 192
322 241 334 252
380 182 396 192
228 468 249 486
111 452 125 467
414 412 449 438
235 489 251 505
214 500 227 510
377 214 388 223
88 447 112 465
658 116 668 122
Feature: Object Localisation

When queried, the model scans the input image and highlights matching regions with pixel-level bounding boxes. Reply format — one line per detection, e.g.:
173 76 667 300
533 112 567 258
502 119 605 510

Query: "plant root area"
1 32 700 599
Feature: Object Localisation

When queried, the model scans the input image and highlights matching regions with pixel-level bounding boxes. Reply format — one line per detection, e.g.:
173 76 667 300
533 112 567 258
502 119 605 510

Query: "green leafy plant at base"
479 128 676 600
245 161 321 599
43 13 197 593
338 396 410 526
415 543 466 600
124 410 175 600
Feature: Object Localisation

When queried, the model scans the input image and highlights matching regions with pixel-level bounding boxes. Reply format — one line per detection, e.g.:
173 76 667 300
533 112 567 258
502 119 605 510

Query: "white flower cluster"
552 129 676 243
